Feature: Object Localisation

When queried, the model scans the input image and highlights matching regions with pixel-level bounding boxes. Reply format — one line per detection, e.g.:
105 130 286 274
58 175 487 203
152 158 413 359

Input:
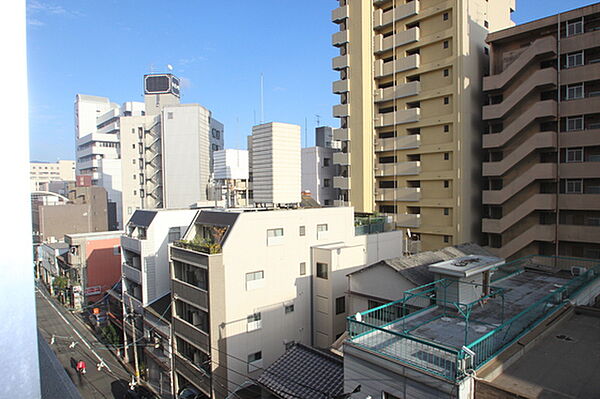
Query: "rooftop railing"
347 255 600 382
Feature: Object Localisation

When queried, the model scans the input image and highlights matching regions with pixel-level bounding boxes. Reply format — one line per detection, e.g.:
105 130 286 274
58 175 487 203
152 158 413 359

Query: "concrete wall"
301 146 336 205
162 104 212 207
85 237 121 300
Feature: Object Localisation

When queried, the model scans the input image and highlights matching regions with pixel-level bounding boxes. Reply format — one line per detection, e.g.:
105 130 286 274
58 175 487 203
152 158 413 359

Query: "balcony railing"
173 240 221 255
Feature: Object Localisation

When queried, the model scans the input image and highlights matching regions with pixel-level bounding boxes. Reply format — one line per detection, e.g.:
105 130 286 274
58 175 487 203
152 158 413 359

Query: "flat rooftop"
488 308 600 398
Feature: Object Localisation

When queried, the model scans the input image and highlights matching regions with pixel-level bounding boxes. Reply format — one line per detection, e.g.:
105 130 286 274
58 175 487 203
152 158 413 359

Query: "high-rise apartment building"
30 160 75 191
331 0 514 251
481 3 600 260
75 74 224 227
250 122 301 206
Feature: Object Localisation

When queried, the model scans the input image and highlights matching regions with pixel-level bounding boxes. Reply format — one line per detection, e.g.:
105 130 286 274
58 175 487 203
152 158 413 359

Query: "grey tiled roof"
257 344 343 399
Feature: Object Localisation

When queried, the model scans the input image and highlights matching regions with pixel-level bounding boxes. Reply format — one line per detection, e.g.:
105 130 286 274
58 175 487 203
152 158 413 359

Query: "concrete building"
58 231 123 309
343 254 600 398
481 3 600 260
30 160 75 191
168 206 402 398
75 74 224 228
36 242 69 292
119 208 198 394
33 185 110 243
331 0 515 251
250 122 301 206
302 127 337 206
212 149 249 207
346 243 494 316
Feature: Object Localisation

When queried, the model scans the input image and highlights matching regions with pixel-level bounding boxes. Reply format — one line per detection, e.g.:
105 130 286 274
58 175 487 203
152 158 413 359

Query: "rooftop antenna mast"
304 117 308 148
315 114 321 126
260 73 265 124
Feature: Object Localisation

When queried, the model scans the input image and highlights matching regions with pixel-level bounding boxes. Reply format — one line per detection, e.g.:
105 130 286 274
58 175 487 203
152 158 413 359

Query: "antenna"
315 114 321 126
260 73 264 124
304 117 308 148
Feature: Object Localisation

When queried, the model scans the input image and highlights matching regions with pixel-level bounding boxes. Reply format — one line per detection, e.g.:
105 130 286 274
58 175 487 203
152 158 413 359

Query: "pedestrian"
76 360 86 375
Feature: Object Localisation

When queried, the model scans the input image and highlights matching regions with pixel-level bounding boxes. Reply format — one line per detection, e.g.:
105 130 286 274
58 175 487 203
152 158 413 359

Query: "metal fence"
347 255 600 381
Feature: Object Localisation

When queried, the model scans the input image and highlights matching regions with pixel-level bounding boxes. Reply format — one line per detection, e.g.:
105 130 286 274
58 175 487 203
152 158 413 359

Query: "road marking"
36 288 112 372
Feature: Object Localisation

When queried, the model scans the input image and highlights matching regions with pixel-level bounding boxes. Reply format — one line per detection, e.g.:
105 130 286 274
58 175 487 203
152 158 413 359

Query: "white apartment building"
30 160 75 191
250 122 301 206
168 206 403 398
75 74 224 228
301 146 336 206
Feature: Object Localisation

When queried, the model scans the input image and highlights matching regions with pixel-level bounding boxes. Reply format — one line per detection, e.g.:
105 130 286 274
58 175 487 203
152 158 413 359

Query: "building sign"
84 285 102 296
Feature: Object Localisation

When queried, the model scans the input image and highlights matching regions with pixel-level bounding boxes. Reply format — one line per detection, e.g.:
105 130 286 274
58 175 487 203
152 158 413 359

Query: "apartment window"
248 351 262 363
300 262 306 276
444 235 450 243
566 148 584 163
167 112 174 120
566 116 584 131
299 225 305 236
566 84 584 100
247 313 262 331
566 179 583 194
133 174 136 180
444 125 449 133
444 208 450 216
444 152 450 160
175 300 209 333
132 159 136 164
443 12 449 21
323 158 331 167
566 18 584 36
284 304 295 314
335 297 346 315
133 190 137 196
444 180 450 188
317 224 328 239
484 47 489 55
212 144 219 151
484 20 489 28
443 69 449 77
246 270 265 290
443 40 449 49
316 262 328 279
566 51 584 68
323 178 331 188
267 228 284 245
168 227 181 243
444 97 450 105
132 144 136 149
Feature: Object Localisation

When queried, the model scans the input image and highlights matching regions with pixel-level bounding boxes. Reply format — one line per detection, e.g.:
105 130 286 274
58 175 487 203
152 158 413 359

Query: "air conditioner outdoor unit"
571 266 586 277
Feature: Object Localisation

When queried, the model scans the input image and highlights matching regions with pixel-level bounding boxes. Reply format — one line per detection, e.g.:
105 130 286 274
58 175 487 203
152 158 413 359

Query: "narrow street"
36 283 133 399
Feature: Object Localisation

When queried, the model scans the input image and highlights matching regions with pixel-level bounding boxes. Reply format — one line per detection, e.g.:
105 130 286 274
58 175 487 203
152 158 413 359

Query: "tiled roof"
257 344 343 399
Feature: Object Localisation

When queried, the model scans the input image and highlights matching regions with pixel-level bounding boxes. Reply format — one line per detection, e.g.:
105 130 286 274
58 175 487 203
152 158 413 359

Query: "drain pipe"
554 13 562 260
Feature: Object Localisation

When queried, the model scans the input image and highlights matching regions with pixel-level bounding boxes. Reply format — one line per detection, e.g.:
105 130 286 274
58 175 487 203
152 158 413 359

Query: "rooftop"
347 255 600 381
483 307 600 398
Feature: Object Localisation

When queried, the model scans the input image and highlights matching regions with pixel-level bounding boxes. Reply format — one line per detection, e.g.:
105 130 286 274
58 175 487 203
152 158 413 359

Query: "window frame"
565 179 583 194
566 83 584 100
566 18 584 37
566 116 584 131
316 262 328 279
566 51 584 68
335 296 346 315
566 147 584 163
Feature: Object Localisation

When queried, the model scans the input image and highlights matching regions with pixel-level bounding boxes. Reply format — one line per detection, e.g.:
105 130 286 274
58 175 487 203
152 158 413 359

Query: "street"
36 283 133 399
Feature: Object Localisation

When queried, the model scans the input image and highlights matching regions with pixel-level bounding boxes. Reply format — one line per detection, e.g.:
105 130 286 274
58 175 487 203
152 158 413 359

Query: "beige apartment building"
30 160 75 191
331 0 514 251
481 3 600 260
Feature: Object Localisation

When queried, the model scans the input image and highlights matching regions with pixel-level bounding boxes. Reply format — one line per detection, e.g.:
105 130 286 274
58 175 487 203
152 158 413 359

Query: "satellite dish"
167 64 173 71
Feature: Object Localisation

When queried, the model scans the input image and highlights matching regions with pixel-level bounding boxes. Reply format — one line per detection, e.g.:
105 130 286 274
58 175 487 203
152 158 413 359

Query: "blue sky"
27 0 599 162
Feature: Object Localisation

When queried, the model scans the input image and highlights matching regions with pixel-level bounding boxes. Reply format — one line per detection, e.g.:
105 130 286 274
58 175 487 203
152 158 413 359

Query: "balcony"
375 108 420 127
173 354 211 397
333 176 350 190
482 194 556 234
173 279 208 310
122 263 141 284
375 161 421 177
375 81 420 103
97 121 119 134
332 30 349 47
373 1 419 29
334 200 350 206
332 5 349 22
375 187 420 202
333 103 350 118
374 27 420 54
559 225 600 244
332 55 349 70
482 163 557 205
333 152 350 166
375 54 420 78
121 235 141 254
332 79 349 94
172 317 210 353
560 161 600 179
333 128 349 141
395 213 421 228
375 134 420 152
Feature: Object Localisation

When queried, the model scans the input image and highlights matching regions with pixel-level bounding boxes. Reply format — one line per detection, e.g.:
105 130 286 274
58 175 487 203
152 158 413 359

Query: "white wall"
214 149 249 180
252 122 301 204
162 105 211 207
99 158 123 228
301 146 335 205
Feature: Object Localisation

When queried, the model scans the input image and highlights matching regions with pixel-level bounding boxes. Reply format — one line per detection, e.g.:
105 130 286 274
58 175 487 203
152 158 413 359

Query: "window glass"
316 263 328 279
317 224 328 232
245 271 264 282
248 351 262 363
335 297 345 315
284 304 294 314
300 262 306 276
299 226 305 236
267 228 283 238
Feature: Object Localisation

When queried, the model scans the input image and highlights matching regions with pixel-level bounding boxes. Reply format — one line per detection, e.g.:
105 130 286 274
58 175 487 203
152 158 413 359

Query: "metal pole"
129 295 141 385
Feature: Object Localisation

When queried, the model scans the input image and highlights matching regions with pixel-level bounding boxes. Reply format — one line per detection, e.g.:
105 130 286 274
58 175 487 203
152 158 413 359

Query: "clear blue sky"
27 0 599 162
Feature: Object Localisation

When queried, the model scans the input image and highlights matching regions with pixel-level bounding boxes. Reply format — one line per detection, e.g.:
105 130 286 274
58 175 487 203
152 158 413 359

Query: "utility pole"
128 296 141 385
